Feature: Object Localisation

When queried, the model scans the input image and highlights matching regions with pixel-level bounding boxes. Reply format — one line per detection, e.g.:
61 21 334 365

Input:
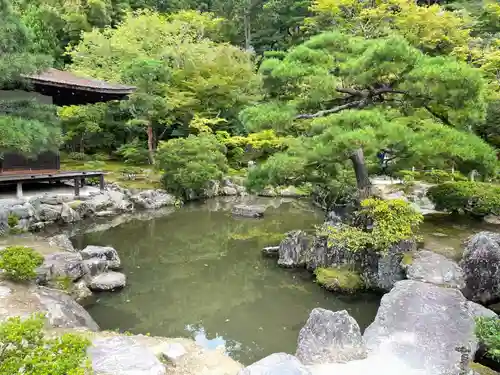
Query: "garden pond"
69 197 499 365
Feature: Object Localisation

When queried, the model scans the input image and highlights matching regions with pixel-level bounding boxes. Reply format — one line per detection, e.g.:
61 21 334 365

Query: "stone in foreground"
461 232 500 304
296 308 366 365
89 271 126 291
232 204 265 218
403 250 465 289
35 286 99 331
42 252 86 281
88 336 166 375
81 245 121 269
239 353 311 375
363 280 480 374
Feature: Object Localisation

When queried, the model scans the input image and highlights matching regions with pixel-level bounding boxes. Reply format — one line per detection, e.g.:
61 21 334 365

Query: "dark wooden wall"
0 151 60 172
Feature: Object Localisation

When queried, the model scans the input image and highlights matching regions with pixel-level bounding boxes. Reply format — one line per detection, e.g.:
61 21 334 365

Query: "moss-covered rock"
401 252 414 266
314 266 364 294
68 200 83 210
470 362 499 375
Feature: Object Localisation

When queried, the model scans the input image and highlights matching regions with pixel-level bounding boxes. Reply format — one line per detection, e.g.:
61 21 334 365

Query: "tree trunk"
349 147 371 200
243 7 251 51
146 123 155 165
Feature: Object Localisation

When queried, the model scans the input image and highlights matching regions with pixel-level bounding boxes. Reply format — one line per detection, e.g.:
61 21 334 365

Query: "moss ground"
314 266 364 294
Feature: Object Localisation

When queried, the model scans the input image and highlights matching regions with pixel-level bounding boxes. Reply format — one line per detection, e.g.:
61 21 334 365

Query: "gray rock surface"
159 342 187 364
89 271 126 291
239 353 311 375
82 258 109 279
363 280 480 374
71 280 95 306
35 287 99 331
258 186 277 197
88 336 166 375
466 301 498 319
131 189 176 209
222 186 238 196
36 203 61 222
232 204 265 218
461 231 500 304
43 252 86 281
48 233 75 252
60 202 80 223
9 202 34 219
278 230 310 268
404 250 465 289
296 308 366 365
81 245 121 269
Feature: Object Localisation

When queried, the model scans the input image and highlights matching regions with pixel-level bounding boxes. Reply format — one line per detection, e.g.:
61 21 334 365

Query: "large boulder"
403 250 465 289
88 336 166 375
278 186 309 198
461 232 500 304
239 353 310 375
363 280 481 374
306 234 414 292
9 202 35 219
36 203 61 222
278 230 310 268
296 308 366 365
34 286 99 331
42 252 86 281
232 205 266 218
131 190 176 209
89 271 126 291
81 245 121 269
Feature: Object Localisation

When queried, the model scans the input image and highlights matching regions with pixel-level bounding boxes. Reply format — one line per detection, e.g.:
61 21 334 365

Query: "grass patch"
61 159 161 190
314 266 364 294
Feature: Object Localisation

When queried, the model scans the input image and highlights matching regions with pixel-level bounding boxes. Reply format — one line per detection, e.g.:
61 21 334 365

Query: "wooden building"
0 68 135 197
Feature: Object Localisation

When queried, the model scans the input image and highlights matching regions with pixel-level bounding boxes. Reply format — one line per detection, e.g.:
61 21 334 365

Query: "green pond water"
71 198 499 365
72 197 380 364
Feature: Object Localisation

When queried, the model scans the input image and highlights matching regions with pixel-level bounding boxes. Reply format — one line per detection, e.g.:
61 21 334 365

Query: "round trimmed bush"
0 246 44 281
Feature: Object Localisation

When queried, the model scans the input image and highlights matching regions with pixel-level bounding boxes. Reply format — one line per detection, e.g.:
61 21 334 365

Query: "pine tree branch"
424 105 453 126
295 100 366 119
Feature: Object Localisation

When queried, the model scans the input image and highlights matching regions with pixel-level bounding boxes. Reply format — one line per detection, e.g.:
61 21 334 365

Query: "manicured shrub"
427 181 500 217
67 152 89 161
319 198 423 254
116 139 150 165
156 135 229 199
0 314 91 375
476 317 500 362
0 246 44 281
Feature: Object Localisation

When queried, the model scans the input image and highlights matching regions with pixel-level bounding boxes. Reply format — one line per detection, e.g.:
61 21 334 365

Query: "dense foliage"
0 246 44 281
427 181 500 217
0 0 498 200
320 198 423 253
156 135 229 198
0 314 91 374
0 0 61 155
476 316 500 362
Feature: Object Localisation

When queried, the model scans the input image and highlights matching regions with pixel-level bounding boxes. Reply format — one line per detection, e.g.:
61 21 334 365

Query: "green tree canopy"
0 0 61 155
241 31 496 197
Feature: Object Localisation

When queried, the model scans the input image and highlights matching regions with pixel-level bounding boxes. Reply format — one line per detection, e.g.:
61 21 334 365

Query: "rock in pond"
296 308 366 365
232 204 266 218
88 336 166 375
403 250 465 289
261 246 280 258
363 280 480 374
461 232 500 305
131 189 176 210
71 280 95 306
42 252 86 281
89 271 126 291
278 230 310 268
239 353 310 375
81 245 121 270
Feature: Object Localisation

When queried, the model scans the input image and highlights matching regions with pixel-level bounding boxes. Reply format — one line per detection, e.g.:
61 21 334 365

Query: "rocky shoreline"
1 191 499 374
